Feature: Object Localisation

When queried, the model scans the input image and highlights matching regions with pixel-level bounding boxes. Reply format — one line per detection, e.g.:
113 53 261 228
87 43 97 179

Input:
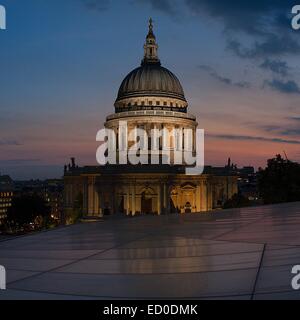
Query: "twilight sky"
0 0 299 179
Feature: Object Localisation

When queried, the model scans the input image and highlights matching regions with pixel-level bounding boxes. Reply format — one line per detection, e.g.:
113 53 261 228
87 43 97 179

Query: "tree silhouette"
258 154 300 204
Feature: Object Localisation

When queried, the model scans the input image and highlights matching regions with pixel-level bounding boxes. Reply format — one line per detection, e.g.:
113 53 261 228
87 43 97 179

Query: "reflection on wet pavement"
1 202 300 299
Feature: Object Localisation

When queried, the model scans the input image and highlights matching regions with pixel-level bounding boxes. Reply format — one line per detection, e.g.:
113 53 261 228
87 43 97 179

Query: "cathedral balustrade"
106 110 196 121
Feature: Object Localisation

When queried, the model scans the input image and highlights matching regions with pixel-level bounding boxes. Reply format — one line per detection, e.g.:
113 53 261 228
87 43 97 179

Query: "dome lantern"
142 18 160 66
114 19 188 113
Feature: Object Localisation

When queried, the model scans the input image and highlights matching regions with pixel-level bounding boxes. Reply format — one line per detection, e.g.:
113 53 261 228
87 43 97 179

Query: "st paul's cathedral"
63 20 238 221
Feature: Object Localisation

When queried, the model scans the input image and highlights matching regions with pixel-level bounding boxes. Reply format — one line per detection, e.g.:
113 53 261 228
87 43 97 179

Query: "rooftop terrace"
1 202 300 300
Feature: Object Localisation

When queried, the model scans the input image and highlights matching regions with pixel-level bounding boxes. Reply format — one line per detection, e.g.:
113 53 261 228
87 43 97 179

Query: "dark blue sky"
0 0 299 179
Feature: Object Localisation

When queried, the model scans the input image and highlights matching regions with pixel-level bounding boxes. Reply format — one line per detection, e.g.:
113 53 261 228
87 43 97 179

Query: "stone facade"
64 165 237 219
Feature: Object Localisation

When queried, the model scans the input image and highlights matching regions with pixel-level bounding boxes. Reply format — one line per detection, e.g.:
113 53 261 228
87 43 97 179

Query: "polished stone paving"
1 202 300 300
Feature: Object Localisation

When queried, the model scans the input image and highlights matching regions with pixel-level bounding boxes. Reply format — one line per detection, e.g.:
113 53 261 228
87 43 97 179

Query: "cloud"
141 0 295 34
227 35 300 59
198 65 250 88
290 117 300 121
141 1 300 59
0 159 41 165
185 0 295 35
208 133 300 145
139 0 176 14
281 129 300 136
259 124 300 138
81 0 110 11
185 0 280 35
264 79 300 94
0 140 22 146
259 59 290 76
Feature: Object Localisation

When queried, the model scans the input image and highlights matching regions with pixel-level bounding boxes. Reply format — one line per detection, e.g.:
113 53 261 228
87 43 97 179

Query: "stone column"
196 184 201 212
178 188 183 214
166 186 170 214
93 187 99 216
131 184 136 216
163 183 167 214
126 187 130 215
89 178 98 216
201 180 207 212
98 189 103 217
87 178 95 216
157 184 161 215
82 181 87 216
207 181 213 211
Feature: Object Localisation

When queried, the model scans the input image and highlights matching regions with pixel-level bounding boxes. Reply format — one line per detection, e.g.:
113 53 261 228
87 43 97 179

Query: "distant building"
225 158 258 201
0 174 14 225
43 179 63 222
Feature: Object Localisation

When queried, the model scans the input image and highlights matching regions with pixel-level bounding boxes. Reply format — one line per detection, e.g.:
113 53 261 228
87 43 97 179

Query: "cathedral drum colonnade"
63 20 238 221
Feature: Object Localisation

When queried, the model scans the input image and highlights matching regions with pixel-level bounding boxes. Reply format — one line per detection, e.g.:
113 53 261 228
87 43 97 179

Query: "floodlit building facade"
64 20 238 221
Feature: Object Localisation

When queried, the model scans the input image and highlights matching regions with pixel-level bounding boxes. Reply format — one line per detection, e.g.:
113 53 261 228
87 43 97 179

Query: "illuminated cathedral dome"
114 19 188 113
116 65 186 102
